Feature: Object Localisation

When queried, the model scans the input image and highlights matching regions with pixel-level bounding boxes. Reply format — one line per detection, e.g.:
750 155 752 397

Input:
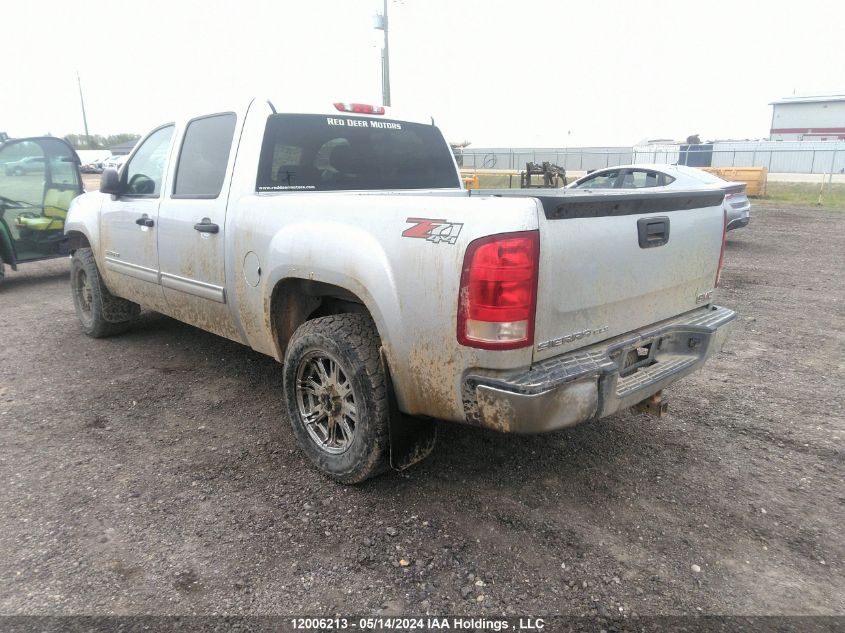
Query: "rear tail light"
333 102 386 115
457 231 540 350
715 209 728 287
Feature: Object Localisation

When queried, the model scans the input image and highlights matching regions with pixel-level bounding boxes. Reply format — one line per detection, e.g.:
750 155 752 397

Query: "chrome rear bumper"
462 305 736 433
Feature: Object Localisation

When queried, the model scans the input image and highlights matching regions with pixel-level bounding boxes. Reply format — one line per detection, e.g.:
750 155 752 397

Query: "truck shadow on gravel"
725 236 771 253
110 310 645 604
416 420 635 490
124 310 645 500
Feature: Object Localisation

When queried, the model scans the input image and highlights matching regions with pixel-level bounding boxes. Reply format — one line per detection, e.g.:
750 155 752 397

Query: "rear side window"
256 114 460 192
619 170 670 188
173 113 236 198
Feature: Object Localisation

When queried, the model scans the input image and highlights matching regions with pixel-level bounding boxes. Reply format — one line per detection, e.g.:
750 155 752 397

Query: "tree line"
63 133 140 150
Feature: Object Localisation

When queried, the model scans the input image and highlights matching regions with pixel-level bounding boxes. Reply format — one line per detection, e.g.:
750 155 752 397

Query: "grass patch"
763 182 845 208
475 174 519 189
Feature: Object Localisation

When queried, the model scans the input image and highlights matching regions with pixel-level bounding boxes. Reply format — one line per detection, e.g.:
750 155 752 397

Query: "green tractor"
0 136 83 283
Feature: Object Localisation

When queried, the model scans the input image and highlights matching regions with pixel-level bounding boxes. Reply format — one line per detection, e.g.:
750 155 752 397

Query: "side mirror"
100 169 121 195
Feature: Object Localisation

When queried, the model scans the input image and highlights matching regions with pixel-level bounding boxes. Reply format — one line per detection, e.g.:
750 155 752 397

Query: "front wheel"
70 248 140 337
282 314 391 484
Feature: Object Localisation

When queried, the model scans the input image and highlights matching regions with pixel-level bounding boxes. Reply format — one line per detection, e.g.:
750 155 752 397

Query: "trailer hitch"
634 391 669 417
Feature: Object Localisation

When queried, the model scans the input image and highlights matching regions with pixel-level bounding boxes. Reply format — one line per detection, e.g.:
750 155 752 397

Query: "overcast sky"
3 0 843 148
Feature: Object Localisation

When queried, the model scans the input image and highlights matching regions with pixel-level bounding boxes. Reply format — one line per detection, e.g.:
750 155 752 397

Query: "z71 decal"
402 218 464 245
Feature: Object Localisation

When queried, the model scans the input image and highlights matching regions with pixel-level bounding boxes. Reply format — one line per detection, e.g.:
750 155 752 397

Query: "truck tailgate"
528 189 726 362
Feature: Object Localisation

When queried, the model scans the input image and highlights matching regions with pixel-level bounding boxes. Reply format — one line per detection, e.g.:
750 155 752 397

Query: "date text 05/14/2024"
290 616 546 630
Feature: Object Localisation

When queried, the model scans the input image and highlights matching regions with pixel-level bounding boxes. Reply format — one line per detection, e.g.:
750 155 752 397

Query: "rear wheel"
71 248 140 338
283 314 390 484
0 261 5 284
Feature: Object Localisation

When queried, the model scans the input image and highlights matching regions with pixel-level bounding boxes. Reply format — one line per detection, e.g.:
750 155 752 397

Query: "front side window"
256 114 460 192
173 113 236 198
571 169 620 189
124 125 174 196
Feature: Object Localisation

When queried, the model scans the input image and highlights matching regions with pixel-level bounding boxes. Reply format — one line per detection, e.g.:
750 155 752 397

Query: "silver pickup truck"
65 98 735 483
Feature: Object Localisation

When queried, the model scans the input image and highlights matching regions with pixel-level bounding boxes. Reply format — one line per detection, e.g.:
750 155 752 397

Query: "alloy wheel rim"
75 269 93 321
295 351 358 454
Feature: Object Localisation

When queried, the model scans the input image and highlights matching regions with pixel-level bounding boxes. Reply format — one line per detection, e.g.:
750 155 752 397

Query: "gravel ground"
0 203 842 618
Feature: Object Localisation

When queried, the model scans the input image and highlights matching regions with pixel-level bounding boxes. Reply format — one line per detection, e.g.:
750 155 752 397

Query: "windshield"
256 114 460 192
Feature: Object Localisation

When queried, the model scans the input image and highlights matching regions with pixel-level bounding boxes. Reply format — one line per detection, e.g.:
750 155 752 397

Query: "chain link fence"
459 141 845 174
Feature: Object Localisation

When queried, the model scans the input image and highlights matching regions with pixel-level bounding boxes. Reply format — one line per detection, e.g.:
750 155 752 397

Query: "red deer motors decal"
402 218 464 245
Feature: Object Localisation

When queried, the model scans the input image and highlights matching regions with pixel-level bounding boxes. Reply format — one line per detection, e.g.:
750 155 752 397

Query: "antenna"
374 0 391 106
77 71 91 148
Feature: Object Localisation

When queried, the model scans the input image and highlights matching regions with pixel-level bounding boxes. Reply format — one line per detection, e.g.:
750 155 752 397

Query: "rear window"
256 114 460 192
676 165 724 185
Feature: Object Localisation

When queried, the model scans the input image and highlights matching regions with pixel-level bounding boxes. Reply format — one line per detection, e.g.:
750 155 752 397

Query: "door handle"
637 216 670 248
135 216 155 228
193 219 219 234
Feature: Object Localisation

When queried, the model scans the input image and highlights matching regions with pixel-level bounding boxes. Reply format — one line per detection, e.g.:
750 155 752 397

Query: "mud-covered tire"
283 314 391 484
70 248 140 338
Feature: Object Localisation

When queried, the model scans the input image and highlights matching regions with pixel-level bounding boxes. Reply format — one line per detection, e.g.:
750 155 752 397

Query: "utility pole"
375 0 391 106
77 71 91 148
